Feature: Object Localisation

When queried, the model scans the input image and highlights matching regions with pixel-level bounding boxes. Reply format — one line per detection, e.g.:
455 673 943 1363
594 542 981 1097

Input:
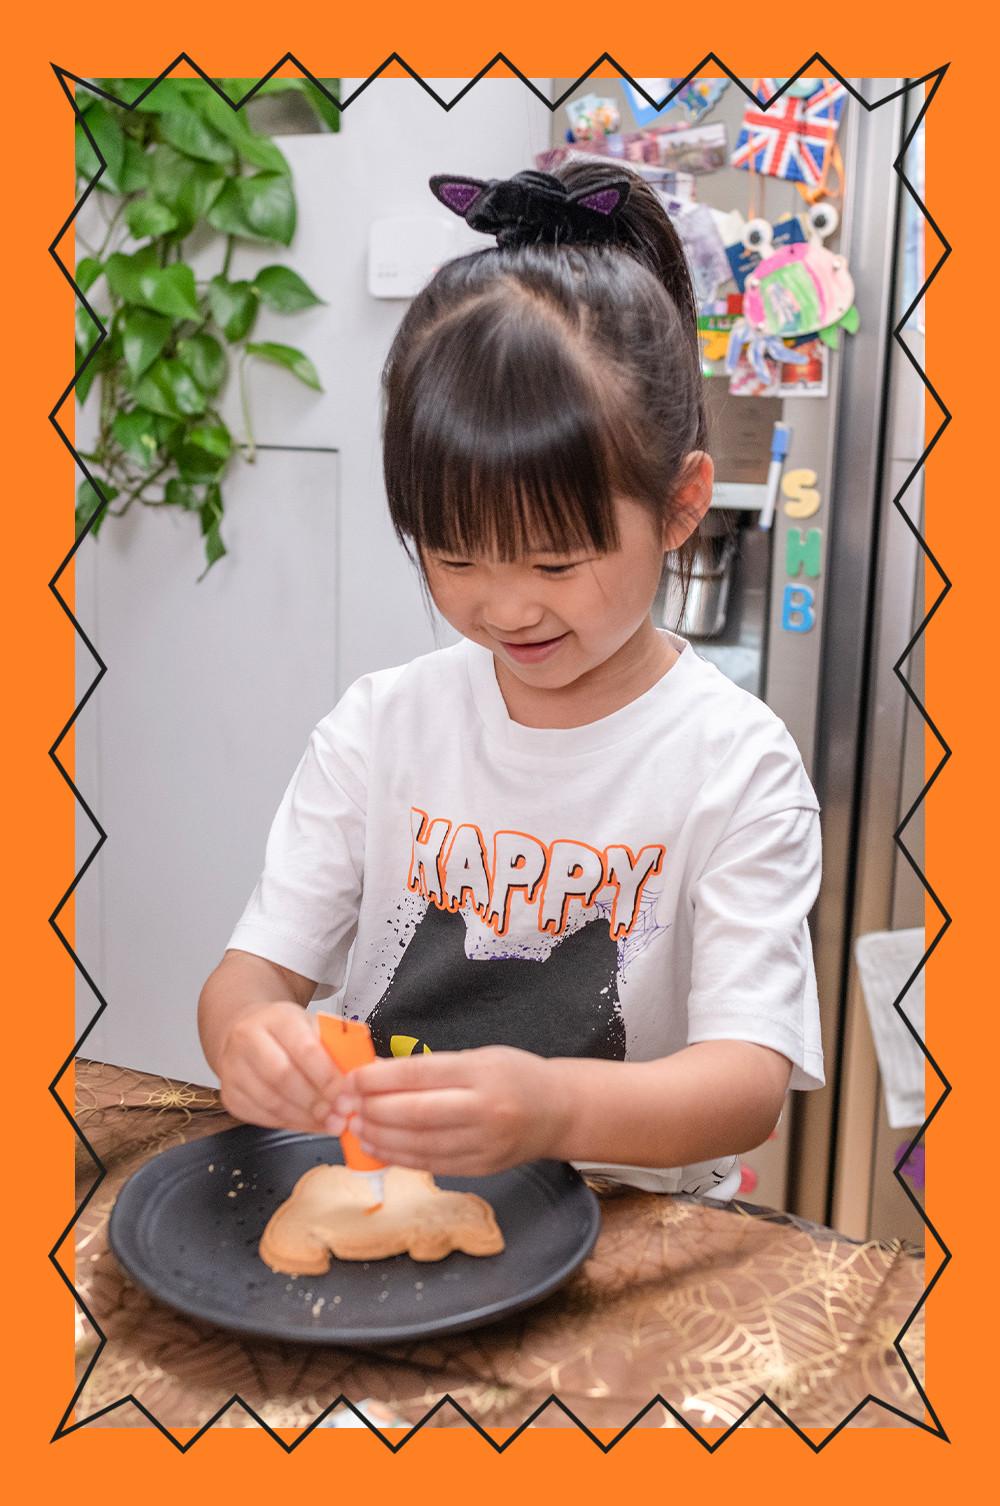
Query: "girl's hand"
329 1047 563 1176
218 1001 345 1133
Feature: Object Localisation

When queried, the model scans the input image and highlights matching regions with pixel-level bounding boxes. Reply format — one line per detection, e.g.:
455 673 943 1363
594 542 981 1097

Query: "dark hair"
380 160 709 569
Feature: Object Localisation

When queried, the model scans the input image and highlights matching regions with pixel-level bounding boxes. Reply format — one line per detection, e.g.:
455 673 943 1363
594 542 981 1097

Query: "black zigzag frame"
47 53 950 1450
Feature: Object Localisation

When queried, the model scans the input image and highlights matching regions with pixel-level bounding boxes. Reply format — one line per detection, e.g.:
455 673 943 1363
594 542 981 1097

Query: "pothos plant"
74 76 338 578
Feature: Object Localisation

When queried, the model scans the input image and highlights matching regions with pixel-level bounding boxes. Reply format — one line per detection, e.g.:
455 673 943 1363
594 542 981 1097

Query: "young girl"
198 161 824 1201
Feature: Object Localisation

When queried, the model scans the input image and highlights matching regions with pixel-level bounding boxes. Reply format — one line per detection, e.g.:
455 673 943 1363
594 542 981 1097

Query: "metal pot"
661 531 738 639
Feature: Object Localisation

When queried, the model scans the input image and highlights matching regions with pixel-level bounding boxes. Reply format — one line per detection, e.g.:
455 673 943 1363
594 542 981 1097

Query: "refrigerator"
547 76 928 1237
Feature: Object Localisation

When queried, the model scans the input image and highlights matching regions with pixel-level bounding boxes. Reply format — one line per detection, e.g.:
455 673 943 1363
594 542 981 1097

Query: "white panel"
77 450 338 1082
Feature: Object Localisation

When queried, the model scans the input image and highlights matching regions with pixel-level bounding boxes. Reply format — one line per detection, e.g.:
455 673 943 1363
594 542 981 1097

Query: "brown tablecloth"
73 1059 926 1432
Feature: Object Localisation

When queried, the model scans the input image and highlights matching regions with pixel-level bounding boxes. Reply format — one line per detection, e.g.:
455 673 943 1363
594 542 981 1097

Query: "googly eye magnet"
808 202 840 240
742 218 774 255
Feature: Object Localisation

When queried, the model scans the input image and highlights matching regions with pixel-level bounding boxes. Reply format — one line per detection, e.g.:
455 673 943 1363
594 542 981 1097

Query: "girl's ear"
430 175 489 218
662 451 715 552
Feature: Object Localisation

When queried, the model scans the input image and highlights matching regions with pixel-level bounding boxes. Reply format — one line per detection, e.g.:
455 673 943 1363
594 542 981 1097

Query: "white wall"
75 77 555 1082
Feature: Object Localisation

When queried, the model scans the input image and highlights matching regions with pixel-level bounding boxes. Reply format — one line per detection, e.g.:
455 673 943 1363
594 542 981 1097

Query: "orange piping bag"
317 1014 386 1210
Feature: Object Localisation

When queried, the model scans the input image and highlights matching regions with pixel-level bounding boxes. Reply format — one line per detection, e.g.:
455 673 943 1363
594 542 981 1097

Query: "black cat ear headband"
429 168 632 248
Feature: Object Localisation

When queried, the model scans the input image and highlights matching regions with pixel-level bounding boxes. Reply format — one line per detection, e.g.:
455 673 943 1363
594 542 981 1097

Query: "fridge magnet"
777 337 828 397
773 77 826 99
730 77 847 196
727 240 859 378
622 76 728 129
663 199 732 308
727 347 781 397
565 94 621 142
655 122 728 175
724 213 807 292
781 583 816 633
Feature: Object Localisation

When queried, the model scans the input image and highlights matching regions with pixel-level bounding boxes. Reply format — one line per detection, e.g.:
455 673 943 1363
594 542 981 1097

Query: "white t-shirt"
228 630 824 1199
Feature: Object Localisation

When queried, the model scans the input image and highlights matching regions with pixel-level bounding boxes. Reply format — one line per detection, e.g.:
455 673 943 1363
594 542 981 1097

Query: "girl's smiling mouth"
498 633 569 664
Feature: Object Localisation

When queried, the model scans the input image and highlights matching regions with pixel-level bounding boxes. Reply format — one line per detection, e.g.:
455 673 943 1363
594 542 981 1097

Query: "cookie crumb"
227 1190 237 1198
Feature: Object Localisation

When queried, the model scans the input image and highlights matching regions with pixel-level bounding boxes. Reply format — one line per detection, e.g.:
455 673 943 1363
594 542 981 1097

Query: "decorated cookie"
258 1164 505 1274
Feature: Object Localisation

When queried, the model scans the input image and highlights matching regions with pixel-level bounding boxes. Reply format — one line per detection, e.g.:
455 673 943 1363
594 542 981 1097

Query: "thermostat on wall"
368 216 460 298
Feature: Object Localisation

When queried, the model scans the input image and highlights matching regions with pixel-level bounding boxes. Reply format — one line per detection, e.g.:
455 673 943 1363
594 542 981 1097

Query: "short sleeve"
685 806 825 1090
225 690 369 999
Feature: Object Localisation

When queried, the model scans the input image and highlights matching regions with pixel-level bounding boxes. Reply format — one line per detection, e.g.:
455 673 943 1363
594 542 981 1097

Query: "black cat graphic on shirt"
366 903 626 1060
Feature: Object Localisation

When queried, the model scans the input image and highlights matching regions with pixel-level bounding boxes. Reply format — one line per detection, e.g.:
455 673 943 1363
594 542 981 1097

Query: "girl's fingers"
354 1088 475 1133
224 1068 325 1134
270 1013 343 1097
355 1122 483 1164
244 1032 327 1118
350 1051 471 1096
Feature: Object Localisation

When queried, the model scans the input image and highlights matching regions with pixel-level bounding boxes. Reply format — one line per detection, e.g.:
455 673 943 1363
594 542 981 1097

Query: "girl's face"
421 454 714 696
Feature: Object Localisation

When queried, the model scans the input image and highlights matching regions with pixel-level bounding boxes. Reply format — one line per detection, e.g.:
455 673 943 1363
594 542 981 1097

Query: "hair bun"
430 169 632 248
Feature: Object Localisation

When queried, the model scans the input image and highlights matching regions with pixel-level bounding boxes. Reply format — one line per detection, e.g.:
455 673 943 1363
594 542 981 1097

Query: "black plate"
109 1125 601 1345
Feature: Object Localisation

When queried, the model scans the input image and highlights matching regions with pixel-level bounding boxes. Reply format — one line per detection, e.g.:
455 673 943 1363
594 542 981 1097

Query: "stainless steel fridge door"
787 79 928 1228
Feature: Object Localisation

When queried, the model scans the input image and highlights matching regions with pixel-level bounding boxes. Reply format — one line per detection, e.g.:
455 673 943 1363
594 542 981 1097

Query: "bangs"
382 290 623 562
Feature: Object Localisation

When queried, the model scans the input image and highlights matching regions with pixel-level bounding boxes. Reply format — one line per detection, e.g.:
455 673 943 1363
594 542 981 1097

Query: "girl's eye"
536 563 580 576
436 559 473 570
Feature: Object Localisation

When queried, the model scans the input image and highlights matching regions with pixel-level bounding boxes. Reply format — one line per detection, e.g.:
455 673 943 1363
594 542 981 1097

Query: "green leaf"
133 357 207 418
75 327 119 404
132 78 209 114
246 341 322 391
302 80 341 132
75 121 99 182
177 333 227 392
119 136 152 192
112 408 160 467
208 275 259 341
165 476 202 509
76 477 118 540
122 307 173 379
95 78 158 108
159 108 237 165
107 254 202 320
76 102 127 189
125 198 179 239
104 245 159 301
206 173 296 245
175 421 233 479
192 91 290 173
75 304 102 354
76 257 104 294
154 415 184 449
252 264 323 312
198 483 227 577
149 145 226 236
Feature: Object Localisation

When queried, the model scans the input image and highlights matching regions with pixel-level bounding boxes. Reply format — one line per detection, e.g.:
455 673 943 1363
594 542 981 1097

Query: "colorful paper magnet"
666 201 732 308
773 77 824 99
730 77 847 191
724 214 806 293
726 240 859 380
622 76 729 128
566 93 620 142
777 338 829 397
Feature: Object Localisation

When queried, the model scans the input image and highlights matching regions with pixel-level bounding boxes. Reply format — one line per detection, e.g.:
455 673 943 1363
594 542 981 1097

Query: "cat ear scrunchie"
429 168 632 249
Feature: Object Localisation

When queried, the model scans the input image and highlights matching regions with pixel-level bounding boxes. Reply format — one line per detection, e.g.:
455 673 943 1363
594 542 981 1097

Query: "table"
72 1060 926 1433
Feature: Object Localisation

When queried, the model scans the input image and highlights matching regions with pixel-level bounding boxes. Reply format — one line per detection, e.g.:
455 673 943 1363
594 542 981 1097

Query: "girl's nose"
483 603 545 636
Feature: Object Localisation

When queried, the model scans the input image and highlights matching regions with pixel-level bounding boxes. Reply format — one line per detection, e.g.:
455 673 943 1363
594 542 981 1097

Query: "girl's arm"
336 1039 791 1176
546 1040 791 1166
